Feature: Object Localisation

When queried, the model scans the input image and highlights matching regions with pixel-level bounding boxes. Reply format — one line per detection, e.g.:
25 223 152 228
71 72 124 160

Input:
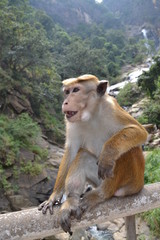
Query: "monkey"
38 74 148 234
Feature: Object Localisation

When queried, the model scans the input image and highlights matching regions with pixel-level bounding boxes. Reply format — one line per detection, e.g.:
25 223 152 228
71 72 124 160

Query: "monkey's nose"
63 99 68 105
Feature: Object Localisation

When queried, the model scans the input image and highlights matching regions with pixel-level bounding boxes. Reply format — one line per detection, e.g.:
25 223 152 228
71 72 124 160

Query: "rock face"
0 89 33 116
128 98 149 119
145 127 160 148
0 137 64 212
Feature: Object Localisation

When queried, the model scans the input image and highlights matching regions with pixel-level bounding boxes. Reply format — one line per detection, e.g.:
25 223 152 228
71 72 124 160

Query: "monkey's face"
62 78 108 123
62 83 96 123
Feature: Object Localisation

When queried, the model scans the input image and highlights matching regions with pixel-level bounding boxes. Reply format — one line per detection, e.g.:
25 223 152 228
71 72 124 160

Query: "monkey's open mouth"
65 111 78 118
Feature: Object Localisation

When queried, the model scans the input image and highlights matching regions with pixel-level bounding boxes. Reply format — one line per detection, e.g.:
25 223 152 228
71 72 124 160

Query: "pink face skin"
62 83 88 122
62 80 107 123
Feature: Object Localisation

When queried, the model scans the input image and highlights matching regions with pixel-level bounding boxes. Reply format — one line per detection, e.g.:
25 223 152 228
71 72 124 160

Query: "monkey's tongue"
66 111 78 118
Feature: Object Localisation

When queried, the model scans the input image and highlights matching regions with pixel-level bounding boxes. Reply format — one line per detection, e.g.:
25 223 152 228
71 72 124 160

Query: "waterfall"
141 28 150 52
142 29 148 39
95 0 103 3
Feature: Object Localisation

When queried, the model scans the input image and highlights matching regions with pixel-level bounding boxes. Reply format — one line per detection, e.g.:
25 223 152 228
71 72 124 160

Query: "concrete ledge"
0 183 160 240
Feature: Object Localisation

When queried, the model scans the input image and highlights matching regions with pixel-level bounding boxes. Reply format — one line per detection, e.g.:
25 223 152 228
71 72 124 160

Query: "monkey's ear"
97 80 108 96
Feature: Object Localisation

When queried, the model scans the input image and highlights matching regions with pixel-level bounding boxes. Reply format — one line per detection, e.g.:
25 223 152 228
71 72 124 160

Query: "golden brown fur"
39 74 148 234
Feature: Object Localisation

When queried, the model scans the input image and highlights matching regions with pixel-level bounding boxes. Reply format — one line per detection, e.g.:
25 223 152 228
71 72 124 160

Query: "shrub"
8 113 40 146
138 100 160 125
31 145 48 159
117 83 142 107
40 106 65 143
0 113 47 190
143 149 160 237
21 161 43 176
0 113 41 167
144 149 160 184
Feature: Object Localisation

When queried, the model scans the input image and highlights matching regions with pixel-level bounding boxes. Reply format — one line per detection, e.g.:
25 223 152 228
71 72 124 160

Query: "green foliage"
8 113 40 146
142 209 160 238
0 176 12 191
107 62 119 77
0 113 41 166
117 83 142 107
0 113 47 190
137 59 160 125
144 149 160 184
0 0 149 90
0 116 19 167
31 145 48 159
143 149 160 237
21 161 43 176
0 164 12 190
137 115 149 125
140 100 160 125
138 57 160 98
40 106 65 143
137 235 146 240
0 0 61 95
0 0 64 143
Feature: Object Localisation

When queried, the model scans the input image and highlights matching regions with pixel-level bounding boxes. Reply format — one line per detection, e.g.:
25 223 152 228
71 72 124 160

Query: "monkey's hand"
98 160 115 179
98 145 118 179
38 191 63 215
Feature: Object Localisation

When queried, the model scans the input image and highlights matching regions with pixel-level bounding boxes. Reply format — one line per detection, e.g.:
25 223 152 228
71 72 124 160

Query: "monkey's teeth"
66 111 78 118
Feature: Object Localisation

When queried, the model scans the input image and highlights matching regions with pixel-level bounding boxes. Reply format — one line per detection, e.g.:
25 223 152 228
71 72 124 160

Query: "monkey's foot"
60 208 81 234
59 209 73 235
79 190 100 213
59 198 81 234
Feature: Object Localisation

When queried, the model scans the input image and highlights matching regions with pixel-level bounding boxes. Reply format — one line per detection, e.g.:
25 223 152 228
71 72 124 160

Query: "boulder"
6 194 34 211
0 191 11 213
128 98 149 119
150 138 160 148
4 89 33 115
143 124 157 133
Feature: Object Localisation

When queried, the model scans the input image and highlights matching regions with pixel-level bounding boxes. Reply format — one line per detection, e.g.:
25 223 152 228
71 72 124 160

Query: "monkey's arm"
98 124 148 179
38 148 71 214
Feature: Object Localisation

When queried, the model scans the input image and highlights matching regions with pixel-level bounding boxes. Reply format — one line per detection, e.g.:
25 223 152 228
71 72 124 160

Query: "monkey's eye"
65 89 70 95
73 87 80 93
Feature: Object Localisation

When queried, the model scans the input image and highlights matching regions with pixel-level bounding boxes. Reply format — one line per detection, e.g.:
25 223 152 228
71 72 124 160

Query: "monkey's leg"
59 149 100 234
79 177 117 213
38 148 72 214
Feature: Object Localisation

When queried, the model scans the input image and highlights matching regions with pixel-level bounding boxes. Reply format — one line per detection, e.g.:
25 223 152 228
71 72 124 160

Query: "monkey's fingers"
38 201 47 211
98 164 114 179
38 200 54 215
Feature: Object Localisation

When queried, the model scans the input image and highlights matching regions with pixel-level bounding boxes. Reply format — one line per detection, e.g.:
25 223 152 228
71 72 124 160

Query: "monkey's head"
62 74 108 123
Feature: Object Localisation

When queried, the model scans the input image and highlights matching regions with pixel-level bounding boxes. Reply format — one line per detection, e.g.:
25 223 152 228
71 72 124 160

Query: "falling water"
141 28 150 52
88 225 114 240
